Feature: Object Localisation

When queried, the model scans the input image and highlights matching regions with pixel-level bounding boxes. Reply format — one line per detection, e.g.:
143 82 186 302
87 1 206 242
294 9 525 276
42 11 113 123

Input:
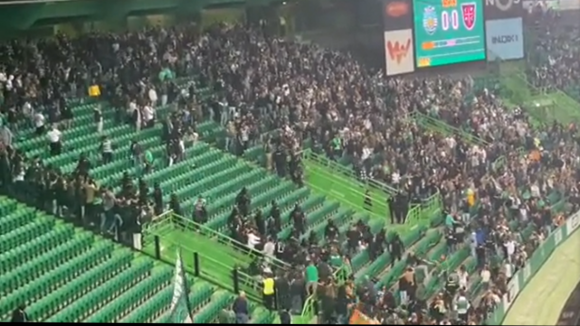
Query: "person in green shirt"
305 261 319 296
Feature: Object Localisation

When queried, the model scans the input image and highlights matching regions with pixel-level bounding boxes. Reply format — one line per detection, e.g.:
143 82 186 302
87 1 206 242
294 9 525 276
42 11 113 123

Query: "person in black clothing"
279 309 291 324
363 189 372 211
276 272 291 311
254 210 266 236
232 292 250 324
389 233 404 267
236 187 250 216
324 219 338 242
388 196 395 224
291 204 305 235
269 201 282 234
193 196 208 224
169 193 183 217
274 145 287 178
74 153 91 178
11 305 29 322
394 192 408 224
152 183 163 216
346 225 361 255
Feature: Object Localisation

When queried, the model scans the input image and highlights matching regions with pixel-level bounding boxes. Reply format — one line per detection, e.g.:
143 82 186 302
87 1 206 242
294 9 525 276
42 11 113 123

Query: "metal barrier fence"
302 149 394 221
299 264 352 322
303 147 443 227
410 111 490 147
142 211 352 305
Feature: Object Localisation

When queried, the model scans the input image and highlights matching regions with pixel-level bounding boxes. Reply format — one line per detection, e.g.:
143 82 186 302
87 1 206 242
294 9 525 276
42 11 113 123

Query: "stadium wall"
485 211 580 324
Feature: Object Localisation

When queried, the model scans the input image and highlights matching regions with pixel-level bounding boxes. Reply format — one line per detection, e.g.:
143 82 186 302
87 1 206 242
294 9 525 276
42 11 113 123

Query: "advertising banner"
484 210 580 325
484 0 525 19
485 17 524 60
383 0 413 30
413 0 486 68
384 29 415 76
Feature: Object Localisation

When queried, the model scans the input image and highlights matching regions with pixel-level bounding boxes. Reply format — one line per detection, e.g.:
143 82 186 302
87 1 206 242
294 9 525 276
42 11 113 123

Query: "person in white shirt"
127 100 137 122
94 105 103 134
246 231 261 249
142 105 155 128
454 291 470 323
504 238 516 263
148 87 158 107
46 125 63 156
34 111 46 135
480 265 491 290
263 237 276 265
22 101 33 127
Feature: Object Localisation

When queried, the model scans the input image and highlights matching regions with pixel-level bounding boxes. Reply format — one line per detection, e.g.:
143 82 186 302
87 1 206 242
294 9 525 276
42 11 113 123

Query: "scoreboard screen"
413 0 486 67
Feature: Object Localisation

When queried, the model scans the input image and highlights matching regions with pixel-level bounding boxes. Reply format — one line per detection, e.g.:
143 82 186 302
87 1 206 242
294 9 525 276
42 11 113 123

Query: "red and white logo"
462 2 477 30
384 30 415 76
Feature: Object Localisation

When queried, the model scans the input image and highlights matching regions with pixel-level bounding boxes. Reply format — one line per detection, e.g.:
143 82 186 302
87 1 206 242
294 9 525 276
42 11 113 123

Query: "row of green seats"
2 240 113 319
0 207 37 238
85 268 173 323
20 242 117 321
26 117 130 160
201 176 278 223
156 150 233 193
278 201 340 240
128 282 215 323
304 208 354 243
0 218 53 253
85 136 161 178
0 233 93 296
194 291 235 324
1 224 75 274
0 197 18 216
47 256 151 322
164 161 250 203
16 103 103 151
141 143 212 186
44 125 160 166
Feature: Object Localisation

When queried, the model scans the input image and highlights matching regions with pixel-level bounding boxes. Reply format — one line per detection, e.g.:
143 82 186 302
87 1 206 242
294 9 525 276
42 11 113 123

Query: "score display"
413 0 486 67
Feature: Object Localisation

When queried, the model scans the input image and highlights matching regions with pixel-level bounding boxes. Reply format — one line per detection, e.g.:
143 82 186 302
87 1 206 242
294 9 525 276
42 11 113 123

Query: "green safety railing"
302 149 394 221
303 149 399 195
145 211 291 272
143 211 352 307
143 211 290 303
299 263 352 322
405 192 442 226
410 111 489 147
304 148 442 226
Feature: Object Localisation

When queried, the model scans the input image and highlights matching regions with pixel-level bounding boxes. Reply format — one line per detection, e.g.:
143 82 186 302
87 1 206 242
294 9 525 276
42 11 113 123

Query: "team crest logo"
422 6 438 35
461 3 476 30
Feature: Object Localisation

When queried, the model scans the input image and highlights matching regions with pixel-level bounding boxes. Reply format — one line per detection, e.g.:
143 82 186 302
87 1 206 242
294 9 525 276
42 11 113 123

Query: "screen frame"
412 0 488 69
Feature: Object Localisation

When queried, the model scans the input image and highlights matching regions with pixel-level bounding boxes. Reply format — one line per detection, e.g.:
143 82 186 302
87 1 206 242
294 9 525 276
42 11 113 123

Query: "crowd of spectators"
0 4 579 325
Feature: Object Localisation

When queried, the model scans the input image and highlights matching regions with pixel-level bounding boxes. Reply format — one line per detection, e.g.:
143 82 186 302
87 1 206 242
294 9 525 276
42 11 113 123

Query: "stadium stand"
0 196 280 323
0 4 579 326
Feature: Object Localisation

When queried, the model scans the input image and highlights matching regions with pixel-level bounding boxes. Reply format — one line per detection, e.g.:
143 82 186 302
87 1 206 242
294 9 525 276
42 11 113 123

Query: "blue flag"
169 249 193 323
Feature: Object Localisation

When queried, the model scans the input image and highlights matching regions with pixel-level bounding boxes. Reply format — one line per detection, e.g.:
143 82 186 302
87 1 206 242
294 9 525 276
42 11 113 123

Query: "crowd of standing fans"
0 3 579 325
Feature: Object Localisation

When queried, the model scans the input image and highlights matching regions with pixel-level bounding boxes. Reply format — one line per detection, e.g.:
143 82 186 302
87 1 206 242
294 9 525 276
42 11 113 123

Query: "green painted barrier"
303 148 395 221
485 211 580 325
300 263 352 322
410 111 489 147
